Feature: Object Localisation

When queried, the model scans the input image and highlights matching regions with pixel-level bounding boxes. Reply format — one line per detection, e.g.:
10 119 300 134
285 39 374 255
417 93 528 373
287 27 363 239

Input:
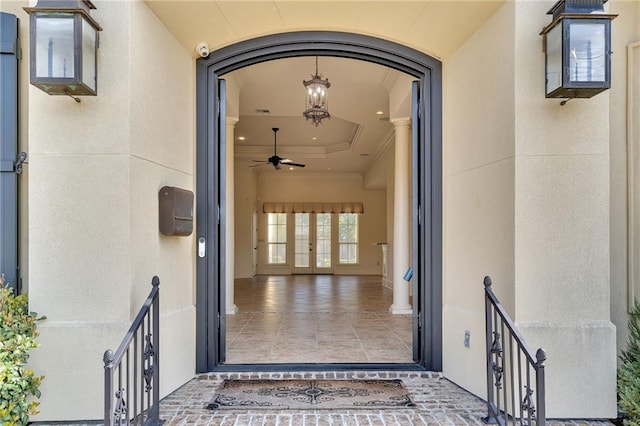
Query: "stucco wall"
610 0 640 362
444 0 620 417
512 1 617 418
128 0 196 402
442 1 516 400
23 0 196 420
4 0 635 420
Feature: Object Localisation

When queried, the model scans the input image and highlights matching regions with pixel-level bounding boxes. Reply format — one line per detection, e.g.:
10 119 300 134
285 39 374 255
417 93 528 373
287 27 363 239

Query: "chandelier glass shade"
303 57 331 126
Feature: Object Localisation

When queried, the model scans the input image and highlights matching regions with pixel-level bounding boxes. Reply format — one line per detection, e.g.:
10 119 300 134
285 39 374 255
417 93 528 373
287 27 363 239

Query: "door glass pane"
316 213 331 268
294 213 310 268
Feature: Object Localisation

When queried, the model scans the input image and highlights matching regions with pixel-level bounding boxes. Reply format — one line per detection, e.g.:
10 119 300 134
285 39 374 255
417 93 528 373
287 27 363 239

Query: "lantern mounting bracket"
66 91 82 103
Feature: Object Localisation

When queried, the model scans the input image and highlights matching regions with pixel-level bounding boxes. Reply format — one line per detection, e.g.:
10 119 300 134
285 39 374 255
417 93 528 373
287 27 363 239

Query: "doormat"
206 379 416 410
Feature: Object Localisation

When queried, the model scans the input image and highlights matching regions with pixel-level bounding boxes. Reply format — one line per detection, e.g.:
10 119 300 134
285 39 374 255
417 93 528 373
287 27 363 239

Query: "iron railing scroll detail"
104 276 162 425
483 276 546 426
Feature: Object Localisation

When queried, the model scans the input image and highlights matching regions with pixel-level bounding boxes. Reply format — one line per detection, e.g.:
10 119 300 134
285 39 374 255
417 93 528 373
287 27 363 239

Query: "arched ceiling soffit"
144 1 506 61
145 1 503 177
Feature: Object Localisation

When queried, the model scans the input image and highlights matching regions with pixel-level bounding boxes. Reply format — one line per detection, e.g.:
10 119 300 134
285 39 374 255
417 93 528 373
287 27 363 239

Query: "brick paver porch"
32 370 614 425
159 371 613 426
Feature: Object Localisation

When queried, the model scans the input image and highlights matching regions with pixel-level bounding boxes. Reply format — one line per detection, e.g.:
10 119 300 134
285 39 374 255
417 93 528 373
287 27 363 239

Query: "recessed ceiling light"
238 136 245 141
312 137 317 140
327 167 332 170
289 167 294 170
376 111 384 115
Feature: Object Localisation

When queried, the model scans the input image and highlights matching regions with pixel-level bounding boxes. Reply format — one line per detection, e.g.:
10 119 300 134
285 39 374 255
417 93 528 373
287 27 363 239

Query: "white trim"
627 41 640 312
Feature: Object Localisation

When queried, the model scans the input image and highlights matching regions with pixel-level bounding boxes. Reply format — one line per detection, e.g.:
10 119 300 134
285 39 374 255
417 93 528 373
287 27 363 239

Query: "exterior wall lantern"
24 0 102 101
540 0 617 102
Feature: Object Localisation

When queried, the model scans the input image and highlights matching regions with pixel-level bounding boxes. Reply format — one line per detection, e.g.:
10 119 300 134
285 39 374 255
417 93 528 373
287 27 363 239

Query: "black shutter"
0 13 20 293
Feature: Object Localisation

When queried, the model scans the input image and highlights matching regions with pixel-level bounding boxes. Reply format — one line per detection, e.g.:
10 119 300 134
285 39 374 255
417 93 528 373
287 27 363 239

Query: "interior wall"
235 163 258 278
24 0 196 420
386 149 395 289
442 1 516 399
255 173 386 275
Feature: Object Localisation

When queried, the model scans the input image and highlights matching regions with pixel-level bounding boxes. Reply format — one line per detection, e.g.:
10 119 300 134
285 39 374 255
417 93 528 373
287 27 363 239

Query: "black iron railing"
484 276 546 426
103 276 161 426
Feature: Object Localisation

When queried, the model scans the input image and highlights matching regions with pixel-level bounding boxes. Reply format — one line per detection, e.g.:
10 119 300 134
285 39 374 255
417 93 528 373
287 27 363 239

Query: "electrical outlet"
464 330 471 348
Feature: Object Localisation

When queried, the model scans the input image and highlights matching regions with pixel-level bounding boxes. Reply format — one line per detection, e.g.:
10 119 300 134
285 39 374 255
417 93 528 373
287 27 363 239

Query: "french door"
196 31 443 373
292 213 334 274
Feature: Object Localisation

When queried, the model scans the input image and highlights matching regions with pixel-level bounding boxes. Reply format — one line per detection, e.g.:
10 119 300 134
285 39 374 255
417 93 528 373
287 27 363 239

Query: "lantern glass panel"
35 15 75 79
569 21 606 83
546 22 563 95
81 18 96 91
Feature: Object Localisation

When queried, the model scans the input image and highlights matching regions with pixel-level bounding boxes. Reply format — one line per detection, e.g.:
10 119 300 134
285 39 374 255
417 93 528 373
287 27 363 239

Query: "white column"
226 117 239 314
390 118 412 314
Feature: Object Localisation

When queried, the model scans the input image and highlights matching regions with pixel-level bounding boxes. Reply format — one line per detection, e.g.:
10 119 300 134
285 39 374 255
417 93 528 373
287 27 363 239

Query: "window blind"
262 202 364 214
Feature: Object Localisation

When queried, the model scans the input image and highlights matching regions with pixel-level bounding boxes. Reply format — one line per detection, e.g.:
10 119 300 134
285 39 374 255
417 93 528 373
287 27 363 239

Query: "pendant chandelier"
302 56 331 126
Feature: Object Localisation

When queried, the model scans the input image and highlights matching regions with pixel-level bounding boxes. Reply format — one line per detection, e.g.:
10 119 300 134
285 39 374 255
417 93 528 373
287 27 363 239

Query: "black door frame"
195 31 442 373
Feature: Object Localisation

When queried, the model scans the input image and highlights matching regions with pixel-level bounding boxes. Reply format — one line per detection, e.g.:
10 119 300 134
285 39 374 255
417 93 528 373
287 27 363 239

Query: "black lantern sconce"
540 0 617 103
24 0 102 101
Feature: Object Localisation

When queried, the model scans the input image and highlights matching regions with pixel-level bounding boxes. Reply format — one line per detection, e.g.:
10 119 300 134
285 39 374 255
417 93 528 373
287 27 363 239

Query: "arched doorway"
195 31 442 373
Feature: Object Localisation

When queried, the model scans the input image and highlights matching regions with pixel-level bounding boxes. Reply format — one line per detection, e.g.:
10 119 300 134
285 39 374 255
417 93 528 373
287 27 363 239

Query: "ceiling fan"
251 127 306 170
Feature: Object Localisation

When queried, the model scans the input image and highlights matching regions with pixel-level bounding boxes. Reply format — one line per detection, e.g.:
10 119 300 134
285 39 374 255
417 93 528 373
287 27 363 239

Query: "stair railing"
484 276 546 426
103 276 161 425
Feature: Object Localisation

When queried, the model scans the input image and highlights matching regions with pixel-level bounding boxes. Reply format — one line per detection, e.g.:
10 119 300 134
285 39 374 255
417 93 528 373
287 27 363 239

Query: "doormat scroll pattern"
207 379 416 410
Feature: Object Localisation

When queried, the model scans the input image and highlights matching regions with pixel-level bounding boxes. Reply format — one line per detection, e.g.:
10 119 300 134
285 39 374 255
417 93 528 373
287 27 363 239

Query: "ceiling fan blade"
280 159 306 168
249 162 269 168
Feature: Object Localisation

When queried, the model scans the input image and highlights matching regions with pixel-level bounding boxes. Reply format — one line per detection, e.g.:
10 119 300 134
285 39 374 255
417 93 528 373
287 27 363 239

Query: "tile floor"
225 275 413 364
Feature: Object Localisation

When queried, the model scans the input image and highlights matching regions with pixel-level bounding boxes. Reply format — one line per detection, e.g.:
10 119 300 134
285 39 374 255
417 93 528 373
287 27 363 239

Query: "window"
267 213 287 264
338 213 358 264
